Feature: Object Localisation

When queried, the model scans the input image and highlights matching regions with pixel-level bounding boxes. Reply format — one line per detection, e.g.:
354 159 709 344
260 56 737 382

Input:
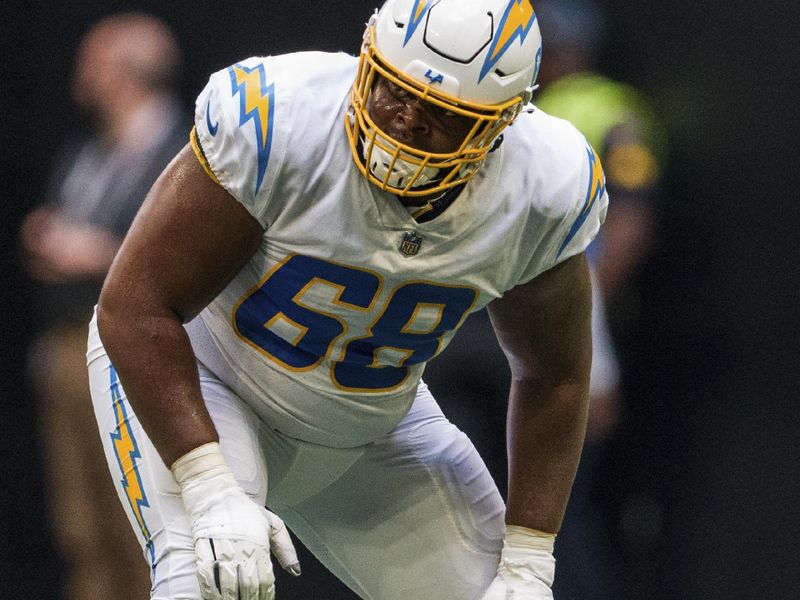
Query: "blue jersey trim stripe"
557 145 605 257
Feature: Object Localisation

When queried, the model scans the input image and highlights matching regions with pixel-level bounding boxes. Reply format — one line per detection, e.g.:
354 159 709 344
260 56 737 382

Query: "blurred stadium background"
2 1 798 598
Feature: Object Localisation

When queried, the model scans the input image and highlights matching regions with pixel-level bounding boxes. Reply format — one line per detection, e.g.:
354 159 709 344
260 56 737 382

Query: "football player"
87 0 607 598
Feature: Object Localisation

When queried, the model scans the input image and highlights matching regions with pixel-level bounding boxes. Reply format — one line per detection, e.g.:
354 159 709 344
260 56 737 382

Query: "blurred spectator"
535 0 667 303
546 270 621 600
18 13 187 600
532 1 668 598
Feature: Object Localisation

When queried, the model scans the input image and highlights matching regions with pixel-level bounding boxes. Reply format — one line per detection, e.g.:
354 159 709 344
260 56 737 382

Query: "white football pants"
87 319 505 600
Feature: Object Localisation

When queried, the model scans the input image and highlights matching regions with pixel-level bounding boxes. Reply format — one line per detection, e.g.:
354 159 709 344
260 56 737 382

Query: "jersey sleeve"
553 141 609 263
514 136 609 286
192 57 290 227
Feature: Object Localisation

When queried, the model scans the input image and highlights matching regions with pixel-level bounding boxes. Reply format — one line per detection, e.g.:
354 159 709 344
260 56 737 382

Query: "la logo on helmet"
424 69 444 84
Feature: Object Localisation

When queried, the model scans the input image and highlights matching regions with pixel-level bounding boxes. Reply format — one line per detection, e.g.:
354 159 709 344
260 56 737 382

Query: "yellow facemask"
345 26 528 197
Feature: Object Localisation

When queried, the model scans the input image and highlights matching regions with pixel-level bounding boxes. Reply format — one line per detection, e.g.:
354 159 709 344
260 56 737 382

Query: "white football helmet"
346 0 543 197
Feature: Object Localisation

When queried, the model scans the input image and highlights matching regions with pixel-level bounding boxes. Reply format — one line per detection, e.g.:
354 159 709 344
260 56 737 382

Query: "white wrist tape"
171 441 231 484
504 525 556 553
171 442 246 530
498 525 557 588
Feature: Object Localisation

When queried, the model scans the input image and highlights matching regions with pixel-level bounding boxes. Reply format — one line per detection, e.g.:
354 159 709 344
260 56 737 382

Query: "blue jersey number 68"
233 254 477 392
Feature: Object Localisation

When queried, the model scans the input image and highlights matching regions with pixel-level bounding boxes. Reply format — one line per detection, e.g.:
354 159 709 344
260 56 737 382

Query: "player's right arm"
97 143 260 465
99 53 288 465
97 144 298 600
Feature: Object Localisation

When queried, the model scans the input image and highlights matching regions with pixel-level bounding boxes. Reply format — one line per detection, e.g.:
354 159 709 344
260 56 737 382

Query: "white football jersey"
189 51 607 447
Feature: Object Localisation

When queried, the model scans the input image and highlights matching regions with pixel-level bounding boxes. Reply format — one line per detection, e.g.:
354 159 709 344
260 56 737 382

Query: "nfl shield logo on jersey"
399 231 423 256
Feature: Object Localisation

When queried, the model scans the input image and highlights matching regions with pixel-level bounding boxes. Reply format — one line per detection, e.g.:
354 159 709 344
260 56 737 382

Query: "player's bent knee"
409 419 506 557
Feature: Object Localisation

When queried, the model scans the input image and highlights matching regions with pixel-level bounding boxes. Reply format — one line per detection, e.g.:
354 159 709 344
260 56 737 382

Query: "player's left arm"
481 251 592 597
491 250 591 531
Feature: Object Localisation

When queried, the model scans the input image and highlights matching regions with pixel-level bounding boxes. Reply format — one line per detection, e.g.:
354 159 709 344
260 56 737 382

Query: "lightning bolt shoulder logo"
558 143 606 257
109 365 156 572
479 0 536 83
228 63 276 195
403 0 437 46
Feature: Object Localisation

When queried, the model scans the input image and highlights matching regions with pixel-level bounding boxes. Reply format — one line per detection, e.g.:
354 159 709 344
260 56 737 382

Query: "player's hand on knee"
480 526 556 600
265 510 301 577
172 442 300 600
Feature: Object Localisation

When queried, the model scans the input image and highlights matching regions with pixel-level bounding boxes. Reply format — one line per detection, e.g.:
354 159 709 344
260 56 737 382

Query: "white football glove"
172 442 300 600
480 526 556 600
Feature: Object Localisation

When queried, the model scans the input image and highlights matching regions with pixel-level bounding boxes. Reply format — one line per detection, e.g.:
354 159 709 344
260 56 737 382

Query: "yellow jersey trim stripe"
190 126 221 186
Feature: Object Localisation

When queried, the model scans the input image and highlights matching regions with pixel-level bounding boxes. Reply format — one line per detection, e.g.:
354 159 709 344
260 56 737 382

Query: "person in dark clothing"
18 13 188 600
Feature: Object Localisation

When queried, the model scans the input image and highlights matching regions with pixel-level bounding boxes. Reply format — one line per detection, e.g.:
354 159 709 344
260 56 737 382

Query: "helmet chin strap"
360 128 507 200
363 142 441 190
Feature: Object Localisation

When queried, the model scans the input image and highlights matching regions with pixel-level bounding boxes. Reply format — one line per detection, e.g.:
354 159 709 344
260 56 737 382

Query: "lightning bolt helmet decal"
403 0 437 46
479 0 537 82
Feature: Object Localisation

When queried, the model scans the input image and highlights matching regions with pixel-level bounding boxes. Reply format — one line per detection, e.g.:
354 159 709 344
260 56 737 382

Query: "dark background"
2 1 798 598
